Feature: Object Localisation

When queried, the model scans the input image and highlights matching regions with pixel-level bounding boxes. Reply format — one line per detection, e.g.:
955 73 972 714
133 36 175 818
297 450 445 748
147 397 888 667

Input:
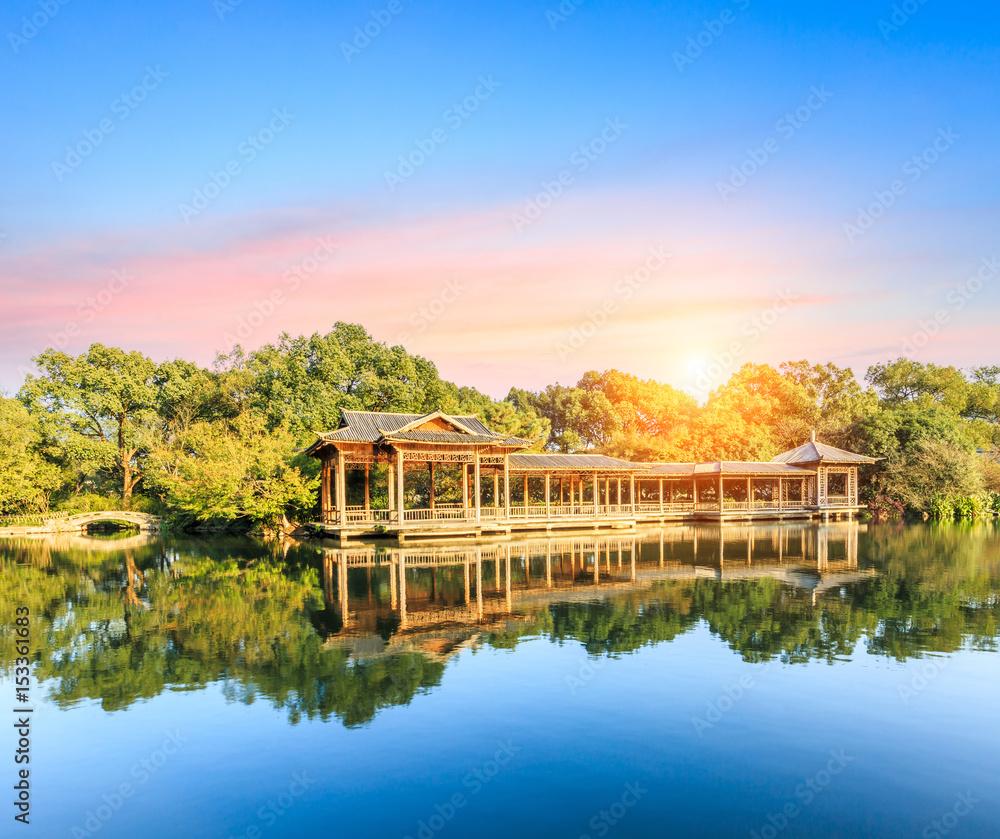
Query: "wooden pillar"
364 465 370 511
659 478 664 513
429 461 436 510
503 455 510 519
617 478 622 506
320 459 331 522
462 463 469 510
545 473 551 519
523 472 529 508
396 450 405 518
493 473 499 509
388 465 395 511
337 454 347 524
747 476 752 509
474 456 481 522
630 475 636 515
592 471 598 515
718 474 724 513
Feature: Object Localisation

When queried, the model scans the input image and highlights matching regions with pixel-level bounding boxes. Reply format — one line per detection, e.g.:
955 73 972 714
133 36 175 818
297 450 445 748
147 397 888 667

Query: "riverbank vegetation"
2 322 998 527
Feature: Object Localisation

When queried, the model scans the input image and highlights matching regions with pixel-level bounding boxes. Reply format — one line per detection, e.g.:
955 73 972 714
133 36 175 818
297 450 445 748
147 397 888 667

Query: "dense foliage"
4 323 998 523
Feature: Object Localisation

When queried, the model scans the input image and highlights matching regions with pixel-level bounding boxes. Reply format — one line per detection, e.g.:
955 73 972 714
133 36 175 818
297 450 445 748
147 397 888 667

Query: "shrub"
868 492 904 521
929 494 954 520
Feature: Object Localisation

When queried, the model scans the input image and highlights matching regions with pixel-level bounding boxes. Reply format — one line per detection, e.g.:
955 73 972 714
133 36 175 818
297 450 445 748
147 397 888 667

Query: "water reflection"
321 523 866 642
1 522 999 727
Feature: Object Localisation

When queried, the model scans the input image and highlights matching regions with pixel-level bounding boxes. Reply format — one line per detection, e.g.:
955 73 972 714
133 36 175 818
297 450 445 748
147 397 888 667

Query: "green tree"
0 397 62 513
223 323 454 442
510 384 619 451
148 414 318 528
19 345 160 506
780 360 878 443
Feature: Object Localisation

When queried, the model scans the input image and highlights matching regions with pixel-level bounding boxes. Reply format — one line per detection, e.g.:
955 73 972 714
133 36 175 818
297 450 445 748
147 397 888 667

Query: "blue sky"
2 0 998 397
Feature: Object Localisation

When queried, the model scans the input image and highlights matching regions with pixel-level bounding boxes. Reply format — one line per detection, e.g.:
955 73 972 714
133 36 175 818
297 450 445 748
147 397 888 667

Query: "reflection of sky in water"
2 522 999 838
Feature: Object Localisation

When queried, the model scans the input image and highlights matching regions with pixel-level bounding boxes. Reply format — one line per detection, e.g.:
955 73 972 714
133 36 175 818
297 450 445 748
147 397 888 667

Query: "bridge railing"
0 511 71 527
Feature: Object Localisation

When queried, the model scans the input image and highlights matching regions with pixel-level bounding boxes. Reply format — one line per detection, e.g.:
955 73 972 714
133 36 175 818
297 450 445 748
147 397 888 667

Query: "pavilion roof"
508 453 641 472
647 463 698 475
772 440 878 465
650 462 815 476
306 409 532 454
695 462 816 476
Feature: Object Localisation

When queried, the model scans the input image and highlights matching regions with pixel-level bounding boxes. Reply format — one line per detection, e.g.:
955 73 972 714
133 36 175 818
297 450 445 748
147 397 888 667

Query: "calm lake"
2 522 999 838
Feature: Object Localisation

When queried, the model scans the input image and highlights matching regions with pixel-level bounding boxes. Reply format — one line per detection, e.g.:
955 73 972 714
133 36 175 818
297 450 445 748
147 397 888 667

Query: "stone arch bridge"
0 511 164 537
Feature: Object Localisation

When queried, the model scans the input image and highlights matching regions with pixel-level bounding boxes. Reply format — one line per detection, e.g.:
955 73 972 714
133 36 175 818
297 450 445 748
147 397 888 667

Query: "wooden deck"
309 501 864 543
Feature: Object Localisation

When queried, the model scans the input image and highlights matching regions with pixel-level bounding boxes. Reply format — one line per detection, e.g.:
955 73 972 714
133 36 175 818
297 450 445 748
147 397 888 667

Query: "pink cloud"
1 188 995 398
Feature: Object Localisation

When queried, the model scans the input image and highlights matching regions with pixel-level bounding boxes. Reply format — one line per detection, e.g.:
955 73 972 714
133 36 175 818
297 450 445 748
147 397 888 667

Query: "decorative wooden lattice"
341 454 391 465
401 451 477 463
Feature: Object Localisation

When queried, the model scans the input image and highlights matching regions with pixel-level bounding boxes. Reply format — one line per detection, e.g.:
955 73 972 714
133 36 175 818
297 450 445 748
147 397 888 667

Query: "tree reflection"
1 523 998 727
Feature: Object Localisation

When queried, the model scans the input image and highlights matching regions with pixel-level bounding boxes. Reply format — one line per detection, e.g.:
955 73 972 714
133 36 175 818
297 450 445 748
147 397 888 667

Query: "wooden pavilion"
306 411 876 541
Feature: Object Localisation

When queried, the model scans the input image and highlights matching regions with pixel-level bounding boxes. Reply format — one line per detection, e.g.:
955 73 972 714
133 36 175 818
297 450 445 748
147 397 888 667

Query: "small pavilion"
771 431 876 509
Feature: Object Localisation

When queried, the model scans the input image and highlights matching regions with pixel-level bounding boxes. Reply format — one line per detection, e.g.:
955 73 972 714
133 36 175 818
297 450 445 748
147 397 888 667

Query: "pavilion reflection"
320 521 867 654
